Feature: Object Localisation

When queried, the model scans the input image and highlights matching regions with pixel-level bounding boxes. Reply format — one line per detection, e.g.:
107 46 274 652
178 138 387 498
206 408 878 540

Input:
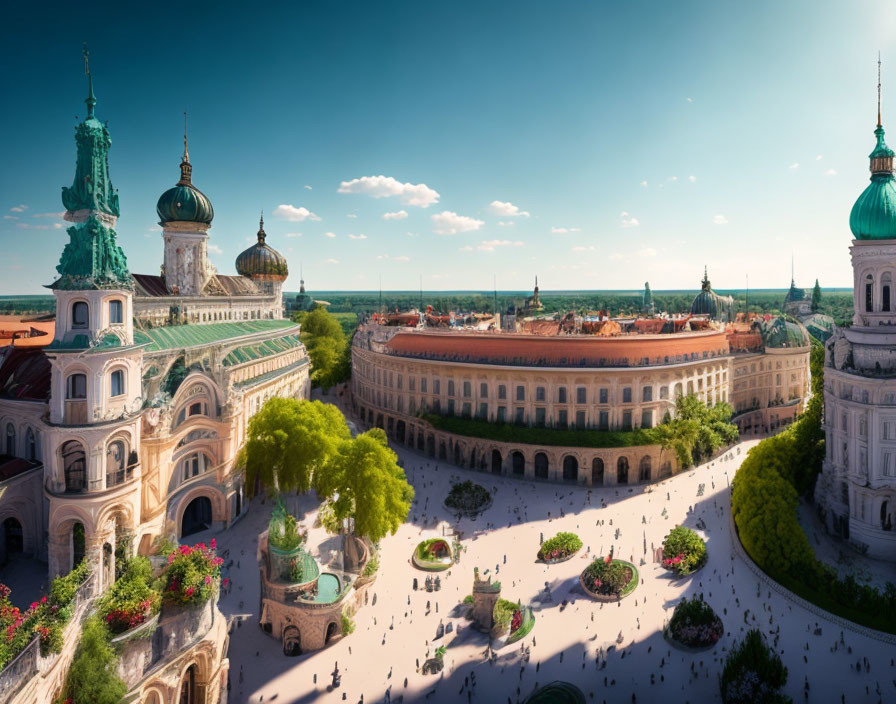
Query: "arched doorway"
562 456 578 483
179 664 198 704
491 450 502 475
426 435 435 457
3 517 23 557
511 451 525 475
283 626 302 656
62 441 87 493
534 453 549 479
591 458 604 486
181 496 213 538
638 456 651 482
617 457 629 484
325 620 338 644
438 441 447 461
396 420 406 443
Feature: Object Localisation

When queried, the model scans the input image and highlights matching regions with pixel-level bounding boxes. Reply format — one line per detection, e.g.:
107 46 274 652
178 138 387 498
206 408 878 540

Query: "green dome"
850 125 896 240
762 317 809 349
689 268 734 321
235 216 288 280
156 157 214 226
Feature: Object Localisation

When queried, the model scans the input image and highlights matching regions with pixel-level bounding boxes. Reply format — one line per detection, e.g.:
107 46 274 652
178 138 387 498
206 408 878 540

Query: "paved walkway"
211 428 895 704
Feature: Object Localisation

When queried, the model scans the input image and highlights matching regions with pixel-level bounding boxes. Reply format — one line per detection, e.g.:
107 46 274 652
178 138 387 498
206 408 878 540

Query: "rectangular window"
535 408 546 427
421 378 427 393
536 386 546 402
558 409 568 429
558 387 567 403
397 375 403 390
109 300 123 325
642 386 652 402
480 382 488 398
447 399 455 416
497 406 506 423
598 411 609 430
110 370 124 397
479 402 488 418
409 399 416 415
622 410 633 430
599 388 608 404
622 387 632 404
462 402 471 418
575 410 586 428
463 381 471 397
448 380 455 397
409 377 415 392
433 379 440 395
516 385 525 401
641 409 653 429
576 387 586 404
515 407 525 424
498 385 507 400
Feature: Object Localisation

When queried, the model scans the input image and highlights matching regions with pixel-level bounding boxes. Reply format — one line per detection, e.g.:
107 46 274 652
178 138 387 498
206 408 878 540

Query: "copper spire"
183 111 190 164
83 43 96 119
257 210 266 243
177 111 193 187
879 52 883 128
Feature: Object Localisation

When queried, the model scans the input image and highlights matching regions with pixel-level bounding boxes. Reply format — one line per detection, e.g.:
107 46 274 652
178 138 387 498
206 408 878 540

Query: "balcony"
63 399 87 425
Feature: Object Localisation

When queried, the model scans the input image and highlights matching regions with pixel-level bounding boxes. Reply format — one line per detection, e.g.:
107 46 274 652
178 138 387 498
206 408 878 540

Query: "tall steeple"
178 111 193 186
871 54 895 176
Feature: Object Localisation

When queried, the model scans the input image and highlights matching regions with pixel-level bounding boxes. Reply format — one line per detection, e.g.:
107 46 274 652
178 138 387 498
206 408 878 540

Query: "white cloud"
459 245 473 252
488 200 530 218
53 223 62 229
375 254 410 262
713 214 728 225
476 239 523 251
789 163 799 170
9 204 27 213
620 212 640 228
431 211 484 235
207 244 223 255
338 175 440 207
324 258 339 264
346 213 358 219
551 226 580 234
638 247 657 257
348 234 368 240
15 222 51 230
498 221 515 227
304 185 312 190
325 231 336 238
688 175 697 183
273 204 320 222
572 245 595 252
3 215 18 220
284 232 302 238
816 154 823 160
382 210 408 221
825 168 837 176
686 97 693 103
640 180 648 187
667 176 678 182
32 211 65 219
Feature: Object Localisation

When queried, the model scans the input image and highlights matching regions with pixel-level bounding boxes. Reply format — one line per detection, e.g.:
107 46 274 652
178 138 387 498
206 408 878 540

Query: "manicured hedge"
720 629 789 704
661 526 707 576
538 532 583 561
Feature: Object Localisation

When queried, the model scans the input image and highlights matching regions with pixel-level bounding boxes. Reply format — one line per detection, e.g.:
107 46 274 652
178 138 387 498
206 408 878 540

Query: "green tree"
244 398 350 496
60 616 127 704
720 629 790 704
316 428 414 543
293 307 351 390
811 279 822 312
654 395 738 468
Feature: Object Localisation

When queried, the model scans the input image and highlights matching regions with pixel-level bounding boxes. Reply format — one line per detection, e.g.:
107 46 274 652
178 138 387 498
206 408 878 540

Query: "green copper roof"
690 268 734 320
784 280 806 303
223 333 302 366
135 319 298 353
156 183 214 226
851 124 896 240
235 217 288 280
50 215 132 290
762 317 809 349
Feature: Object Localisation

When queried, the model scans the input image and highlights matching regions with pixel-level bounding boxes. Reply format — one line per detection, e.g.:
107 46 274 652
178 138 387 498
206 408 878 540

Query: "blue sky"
2 0 895 294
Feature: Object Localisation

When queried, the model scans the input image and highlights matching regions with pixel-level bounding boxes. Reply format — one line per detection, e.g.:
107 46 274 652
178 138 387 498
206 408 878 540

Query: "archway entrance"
591 458 604 486
562 456 578 483
325 620 338 644
283 626 302 656
638 456 651 482
617 457 629 484
179 664 198 704
534 453 549 479
491 450 502 475
2 517 23 558
511 451 525 476
181 496 213 538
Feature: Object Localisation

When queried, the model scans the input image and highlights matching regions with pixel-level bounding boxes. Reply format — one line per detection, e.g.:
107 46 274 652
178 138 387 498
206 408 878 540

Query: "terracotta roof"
133 273 261 298
0 348 51 401
0 320 54 348
0 456 40 482
384 330 730 368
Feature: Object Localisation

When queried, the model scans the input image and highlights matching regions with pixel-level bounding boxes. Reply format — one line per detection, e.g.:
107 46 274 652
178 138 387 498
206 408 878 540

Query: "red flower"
210 538 216 549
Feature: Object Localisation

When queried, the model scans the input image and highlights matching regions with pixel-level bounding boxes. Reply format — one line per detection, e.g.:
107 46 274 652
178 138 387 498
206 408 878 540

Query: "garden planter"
538 549 579 565
579 559 639 601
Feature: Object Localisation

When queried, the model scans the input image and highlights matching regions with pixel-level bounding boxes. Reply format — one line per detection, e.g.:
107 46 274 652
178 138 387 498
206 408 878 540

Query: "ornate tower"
816 60 896 560
157 115 216 296
44 51 143 584
235 213 289 317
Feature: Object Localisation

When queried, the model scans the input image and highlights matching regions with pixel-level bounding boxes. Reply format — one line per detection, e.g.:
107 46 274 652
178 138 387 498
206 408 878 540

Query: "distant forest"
0 289 856 327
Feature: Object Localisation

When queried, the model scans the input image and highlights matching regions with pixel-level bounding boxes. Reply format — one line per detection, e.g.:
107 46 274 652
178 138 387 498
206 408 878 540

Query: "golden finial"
183 111 190 163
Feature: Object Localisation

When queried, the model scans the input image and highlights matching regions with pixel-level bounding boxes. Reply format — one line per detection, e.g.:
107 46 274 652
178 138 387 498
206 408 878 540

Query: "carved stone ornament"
833 335 852 371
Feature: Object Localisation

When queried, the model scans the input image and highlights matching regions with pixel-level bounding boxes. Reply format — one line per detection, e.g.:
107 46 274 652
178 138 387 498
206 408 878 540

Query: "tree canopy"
654 394 739 468
293 307 352 390
61 616 127 704
317 428 414 543
244 398 350 496
720 629 790 704
811 279 822 312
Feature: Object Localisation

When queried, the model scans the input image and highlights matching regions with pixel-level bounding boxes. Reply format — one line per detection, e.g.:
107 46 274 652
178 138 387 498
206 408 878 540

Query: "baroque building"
0 65 310 702
816 100 896 561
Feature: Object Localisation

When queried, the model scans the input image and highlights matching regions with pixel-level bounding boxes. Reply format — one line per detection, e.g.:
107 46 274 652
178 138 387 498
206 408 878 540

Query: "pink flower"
168 553 176 564
30 602 38 611
185 587 194 597
204 575 212 585
40 596 47 604
210 538 216 549
222 578 230 587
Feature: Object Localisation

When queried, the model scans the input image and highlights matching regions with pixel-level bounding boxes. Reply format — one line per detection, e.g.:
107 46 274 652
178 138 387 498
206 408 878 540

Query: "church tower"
156 115 216 296
43 51 143 584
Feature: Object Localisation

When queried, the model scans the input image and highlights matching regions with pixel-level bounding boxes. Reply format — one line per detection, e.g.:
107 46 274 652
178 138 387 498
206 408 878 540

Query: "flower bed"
580 558 638 600
98 557 160 635
537 532 582 563
665 597 723 649
0 560 91 670
493 598 534 642
163 540 223 606
412 539 453 571
444 481 492 514
504 606 535 645
661 526 706 576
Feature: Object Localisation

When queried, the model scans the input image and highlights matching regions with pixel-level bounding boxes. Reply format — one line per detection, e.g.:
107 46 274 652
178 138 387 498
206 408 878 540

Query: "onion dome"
689 267 734 321
155 120 214 226
762 317 810 349
235 214 289 281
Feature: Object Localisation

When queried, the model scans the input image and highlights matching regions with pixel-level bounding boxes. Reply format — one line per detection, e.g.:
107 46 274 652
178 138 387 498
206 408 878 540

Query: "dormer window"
72 301 89 329
109 299 123 325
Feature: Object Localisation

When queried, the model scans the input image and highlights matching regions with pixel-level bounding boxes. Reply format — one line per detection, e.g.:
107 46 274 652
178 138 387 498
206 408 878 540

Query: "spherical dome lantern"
850 124 896 240
235 215 289 281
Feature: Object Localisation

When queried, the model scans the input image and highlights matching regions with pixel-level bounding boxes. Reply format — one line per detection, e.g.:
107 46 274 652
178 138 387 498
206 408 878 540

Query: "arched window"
562 455 578 482
106 440 127 487
866 274 874 312
883 273 892 313
110 369 125 397
639 455 651 482
5 423 15 456
25 427 36 461
66 373 87 399
71 301 89 329
108 299 123 325
617 456 629 484
534 452 549 479
181 452 212 482
592 457 604 485
62 441 87 492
